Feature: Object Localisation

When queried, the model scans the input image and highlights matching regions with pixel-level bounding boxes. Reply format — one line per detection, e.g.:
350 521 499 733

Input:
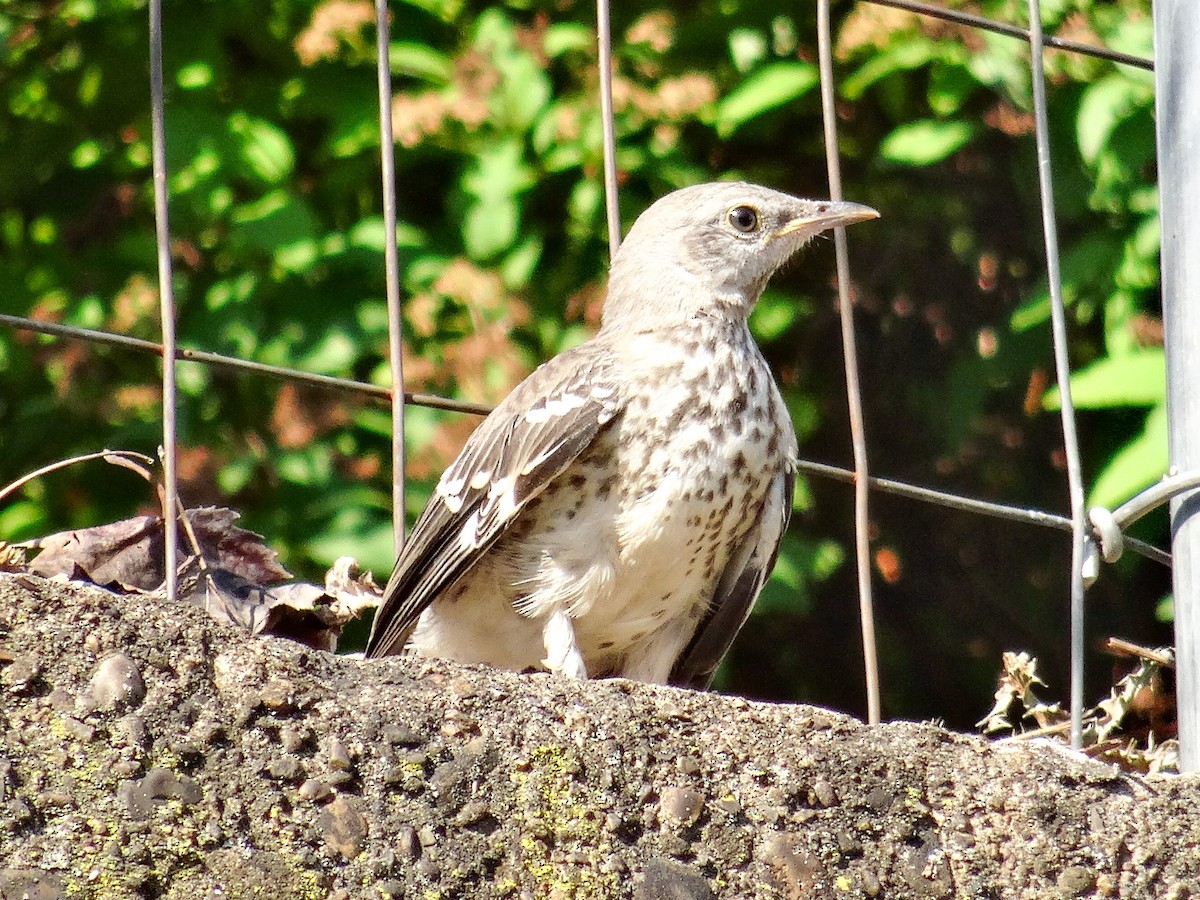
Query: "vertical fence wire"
375 0 407 554
816 0 881 726
1025 0 1088 750
1153 0 1200 773
148 0 178 603
596 0 621 258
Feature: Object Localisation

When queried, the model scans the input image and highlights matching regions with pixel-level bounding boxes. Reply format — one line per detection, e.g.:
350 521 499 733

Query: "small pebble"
396 824 419 860
2 653 41 693
88 653 145 712
113 714 149 749
328 737 352 771
259 678 295 712
319 795 368 860
382 723 424 747
812 779 837 808
659 786 705 828
298 779 333 803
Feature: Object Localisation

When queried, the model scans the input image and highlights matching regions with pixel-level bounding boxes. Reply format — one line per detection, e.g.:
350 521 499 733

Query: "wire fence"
2 1 1188 764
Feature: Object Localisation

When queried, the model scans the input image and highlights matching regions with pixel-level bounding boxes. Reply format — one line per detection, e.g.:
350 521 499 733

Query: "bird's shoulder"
432 338 625 494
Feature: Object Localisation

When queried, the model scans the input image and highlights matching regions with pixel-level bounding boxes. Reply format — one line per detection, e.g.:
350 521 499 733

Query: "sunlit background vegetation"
0 0 1166 728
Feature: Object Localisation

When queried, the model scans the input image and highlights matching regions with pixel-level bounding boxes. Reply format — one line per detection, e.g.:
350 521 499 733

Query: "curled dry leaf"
194 557 380 652
323 556 382 620
12 508 379 653
20 507 291 591
976 651 1060 734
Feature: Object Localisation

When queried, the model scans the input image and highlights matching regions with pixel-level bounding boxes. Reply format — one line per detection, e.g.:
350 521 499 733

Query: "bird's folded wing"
366 346 623 657
668 468 794 689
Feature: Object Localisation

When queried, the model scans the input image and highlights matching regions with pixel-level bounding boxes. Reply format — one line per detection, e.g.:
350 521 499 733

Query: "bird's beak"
771 200 880 241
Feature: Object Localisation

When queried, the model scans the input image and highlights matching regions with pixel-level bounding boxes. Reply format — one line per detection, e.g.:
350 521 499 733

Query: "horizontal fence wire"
0 314 492 416
0 310 1172 569
860 0 1153 70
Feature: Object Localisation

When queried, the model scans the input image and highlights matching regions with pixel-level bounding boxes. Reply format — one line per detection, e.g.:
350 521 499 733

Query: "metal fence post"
1153 0 1200 773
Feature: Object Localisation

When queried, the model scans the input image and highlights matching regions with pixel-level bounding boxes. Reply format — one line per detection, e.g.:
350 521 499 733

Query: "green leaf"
306 517 395 576
1043 350 1165 410
841 40 950 99
461 139 532 259
749 290 800 341
879 119 974 166
1010 232 1124 332
752 534 843 617
389 42 453 84
347 216 426 252
1156 595 1174 625
1103 288 1139 357
176 61 213 91
1087 403 1168 508
1105 17 1155 79
227 113 294 184
462 139 532 201
927 64 976 116
712 62 819 138
297 330 358 375
500 236 543 289
463 198 518 260
396 0 461 24
230 190 319 271
1116 214 1161 290
495 51 552 130
1077 74 1150 165
544 23 592 58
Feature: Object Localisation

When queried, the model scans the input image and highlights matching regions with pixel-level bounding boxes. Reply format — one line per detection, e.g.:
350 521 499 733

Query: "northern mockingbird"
366 181 877 688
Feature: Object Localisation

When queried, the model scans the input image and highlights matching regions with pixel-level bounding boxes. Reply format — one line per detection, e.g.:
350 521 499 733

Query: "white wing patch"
518 437 573 477
524 393 586 424
487 474 519 524
457 509 482 550
438 475 467 513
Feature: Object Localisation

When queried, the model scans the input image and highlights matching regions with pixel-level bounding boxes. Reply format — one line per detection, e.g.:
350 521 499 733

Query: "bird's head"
602 181 878 333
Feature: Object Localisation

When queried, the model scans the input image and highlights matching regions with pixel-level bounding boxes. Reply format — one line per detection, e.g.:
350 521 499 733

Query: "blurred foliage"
0 0 1166 727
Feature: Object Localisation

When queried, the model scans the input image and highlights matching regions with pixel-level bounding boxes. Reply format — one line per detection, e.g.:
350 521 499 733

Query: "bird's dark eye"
728 205 759 233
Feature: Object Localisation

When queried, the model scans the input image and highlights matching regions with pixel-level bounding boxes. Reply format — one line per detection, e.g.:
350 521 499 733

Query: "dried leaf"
323 556 382 620
982 642 1179 775
25 516 169 590
184 507 292 583
259 584 341 652
976 651 1054 734
0 542 28 572
20 507 290 591
1094 657 1170 745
